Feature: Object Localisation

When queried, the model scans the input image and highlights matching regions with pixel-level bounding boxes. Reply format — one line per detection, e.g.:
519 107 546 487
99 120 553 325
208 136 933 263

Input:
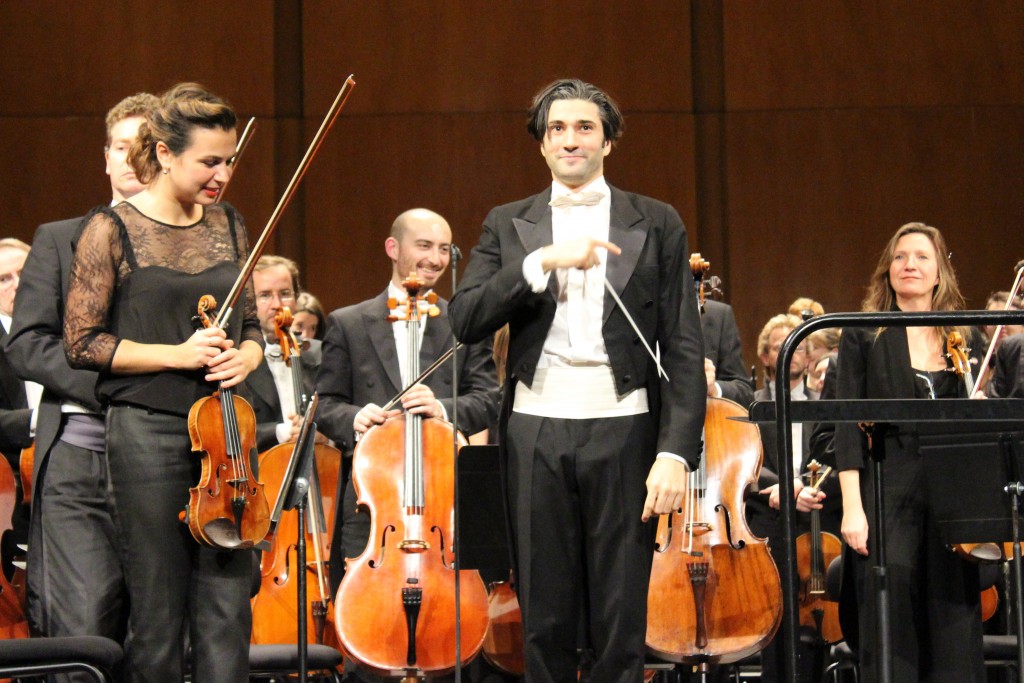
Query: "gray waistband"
59 413 106 452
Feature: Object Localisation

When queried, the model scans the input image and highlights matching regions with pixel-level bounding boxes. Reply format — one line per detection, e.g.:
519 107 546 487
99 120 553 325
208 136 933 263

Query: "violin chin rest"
203 518 253 550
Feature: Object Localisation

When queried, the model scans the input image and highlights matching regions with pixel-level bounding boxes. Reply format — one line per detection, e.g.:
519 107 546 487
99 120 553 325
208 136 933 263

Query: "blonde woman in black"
836 222 983 682
65 83 262 682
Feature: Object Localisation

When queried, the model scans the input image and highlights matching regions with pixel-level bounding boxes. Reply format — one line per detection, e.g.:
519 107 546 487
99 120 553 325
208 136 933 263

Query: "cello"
334 272 489 678
481 571 524 677
645 254 782 669
251 307 342 646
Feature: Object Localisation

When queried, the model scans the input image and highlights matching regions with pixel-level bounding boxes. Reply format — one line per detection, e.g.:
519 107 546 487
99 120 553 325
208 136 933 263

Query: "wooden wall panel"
0 118 106 236
0 1 277 117
723 0 1024 109
0 0 280 243
723 106 1024 369
301 1 693 115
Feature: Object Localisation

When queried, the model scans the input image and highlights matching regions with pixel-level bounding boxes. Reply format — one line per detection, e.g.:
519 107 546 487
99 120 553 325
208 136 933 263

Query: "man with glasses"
246 254 324 451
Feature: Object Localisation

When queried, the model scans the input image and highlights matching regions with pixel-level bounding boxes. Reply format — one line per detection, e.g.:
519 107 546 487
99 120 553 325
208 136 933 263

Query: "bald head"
385 208 452 289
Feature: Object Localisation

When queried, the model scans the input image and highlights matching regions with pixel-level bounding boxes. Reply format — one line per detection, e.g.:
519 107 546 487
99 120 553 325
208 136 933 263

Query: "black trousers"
106 405 253 683
506 411 656 683
848 440 984 683
27 434 128 682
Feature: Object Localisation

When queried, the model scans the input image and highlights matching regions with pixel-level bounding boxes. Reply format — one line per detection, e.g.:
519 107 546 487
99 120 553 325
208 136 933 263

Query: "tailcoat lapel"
513 189 558 301
603 186 645 325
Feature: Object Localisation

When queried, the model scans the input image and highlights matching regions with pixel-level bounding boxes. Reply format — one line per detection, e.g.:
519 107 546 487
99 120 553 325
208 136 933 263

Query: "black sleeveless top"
65 202 262 415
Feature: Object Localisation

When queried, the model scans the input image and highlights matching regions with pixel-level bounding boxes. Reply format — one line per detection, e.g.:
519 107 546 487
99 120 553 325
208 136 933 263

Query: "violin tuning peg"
428 306 441 317
426 291 438 305
387 297 398 310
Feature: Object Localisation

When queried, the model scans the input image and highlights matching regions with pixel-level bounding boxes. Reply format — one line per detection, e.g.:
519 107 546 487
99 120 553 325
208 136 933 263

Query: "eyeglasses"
0 270 21 289
255 289 295 304
770 344 807 355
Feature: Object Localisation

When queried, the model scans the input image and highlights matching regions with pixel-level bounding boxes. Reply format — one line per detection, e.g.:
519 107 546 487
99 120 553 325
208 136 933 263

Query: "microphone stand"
450 244 464 683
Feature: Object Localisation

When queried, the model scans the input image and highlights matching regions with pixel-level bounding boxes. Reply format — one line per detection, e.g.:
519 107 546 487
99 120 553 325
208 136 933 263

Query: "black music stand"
263 397 321 683
920 422 1024 545
920 420 1024 678
755 308 1024 683
456 445 509 585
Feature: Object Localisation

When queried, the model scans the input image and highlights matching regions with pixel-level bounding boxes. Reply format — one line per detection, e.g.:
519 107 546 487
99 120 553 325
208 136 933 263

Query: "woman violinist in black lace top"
835 223 984 682
64 83 263 682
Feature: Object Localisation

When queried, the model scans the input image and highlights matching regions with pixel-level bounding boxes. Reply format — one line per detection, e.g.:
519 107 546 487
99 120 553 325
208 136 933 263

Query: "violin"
794 461 842 644
251 307 342 647
334 273 489 677
946 330 976 396
184 78 356 550
645 256 781 669
186 295 271 549
0 455 30 639
981 585 999 623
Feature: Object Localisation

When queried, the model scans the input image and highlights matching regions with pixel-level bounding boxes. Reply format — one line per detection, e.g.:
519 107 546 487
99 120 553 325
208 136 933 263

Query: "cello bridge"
685 522 712 537
399 539 429 553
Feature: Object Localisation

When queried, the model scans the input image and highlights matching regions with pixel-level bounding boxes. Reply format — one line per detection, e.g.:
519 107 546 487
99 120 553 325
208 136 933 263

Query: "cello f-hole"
273 547 294 586
369 524 396 568
714 503 746 550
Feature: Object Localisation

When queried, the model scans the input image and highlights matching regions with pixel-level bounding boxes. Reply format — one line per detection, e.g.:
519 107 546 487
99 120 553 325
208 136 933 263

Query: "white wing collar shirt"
515 177 648 420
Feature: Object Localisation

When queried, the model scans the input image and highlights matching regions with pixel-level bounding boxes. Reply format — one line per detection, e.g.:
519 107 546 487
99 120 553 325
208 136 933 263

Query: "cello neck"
404 311 425 514
387 273 440 518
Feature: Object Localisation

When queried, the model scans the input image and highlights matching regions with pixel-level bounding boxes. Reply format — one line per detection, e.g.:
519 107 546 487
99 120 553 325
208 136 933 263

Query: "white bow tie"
549 191 604 209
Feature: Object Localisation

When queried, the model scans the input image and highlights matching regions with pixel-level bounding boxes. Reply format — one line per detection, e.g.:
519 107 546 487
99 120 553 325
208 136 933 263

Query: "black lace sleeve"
64 206 125 371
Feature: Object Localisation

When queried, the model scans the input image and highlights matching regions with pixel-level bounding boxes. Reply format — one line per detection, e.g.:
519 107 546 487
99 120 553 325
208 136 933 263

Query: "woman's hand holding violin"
178 327 230 370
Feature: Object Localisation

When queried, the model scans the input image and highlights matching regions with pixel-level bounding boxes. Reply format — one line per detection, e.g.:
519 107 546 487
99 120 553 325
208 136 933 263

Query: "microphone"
451 244 463 263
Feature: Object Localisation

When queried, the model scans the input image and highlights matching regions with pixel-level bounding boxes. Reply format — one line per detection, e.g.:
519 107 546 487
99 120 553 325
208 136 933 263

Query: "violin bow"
213 116 257 203
382 343 465 412
974 259 1024 392
212 75 357 329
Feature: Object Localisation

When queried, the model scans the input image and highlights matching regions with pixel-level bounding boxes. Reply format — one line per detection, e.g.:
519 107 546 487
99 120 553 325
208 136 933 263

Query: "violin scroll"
945 330 975 396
